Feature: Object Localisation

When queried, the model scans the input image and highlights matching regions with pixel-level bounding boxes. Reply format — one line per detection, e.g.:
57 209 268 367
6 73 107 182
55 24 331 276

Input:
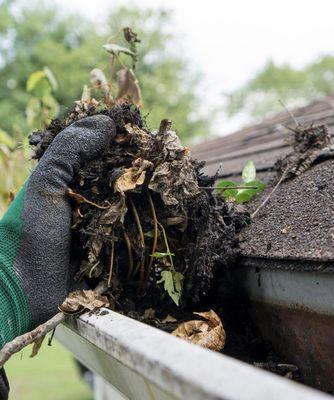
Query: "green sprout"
216 160 266 204
152 222 184 306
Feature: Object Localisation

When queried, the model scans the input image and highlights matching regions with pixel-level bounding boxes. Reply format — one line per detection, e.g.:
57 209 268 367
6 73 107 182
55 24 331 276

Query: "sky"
56 0 334 134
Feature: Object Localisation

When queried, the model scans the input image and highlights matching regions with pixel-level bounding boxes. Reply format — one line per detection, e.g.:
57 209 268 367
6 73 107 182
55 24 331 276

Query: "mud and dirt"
30 102 249 314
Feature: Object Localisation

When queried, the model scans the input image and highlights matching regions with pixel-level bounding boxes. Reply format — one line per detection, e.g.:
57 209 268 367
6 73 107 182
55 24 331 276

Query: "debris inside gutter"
28 97 334 386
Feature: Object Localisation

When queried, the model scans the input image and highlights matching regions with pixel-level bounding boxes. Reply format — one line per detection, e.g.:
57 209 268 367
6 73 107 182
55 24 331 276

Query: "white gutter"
56 309 332 400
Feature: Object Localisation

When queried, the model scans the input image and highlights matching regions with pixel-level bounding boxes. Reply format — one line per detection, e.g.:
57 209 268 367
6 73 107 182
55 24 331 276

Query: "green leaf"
145 230 155 238
152 251 175 259
244 180 266 194
215 180 238 198
43 67 58 91
216 181 239 201
235 180 266 203
158 270 184 305
34 79 52 98
242 160 256 182
235 192 253 204
173 271 184 293
26 70 46 92
102 43 135 56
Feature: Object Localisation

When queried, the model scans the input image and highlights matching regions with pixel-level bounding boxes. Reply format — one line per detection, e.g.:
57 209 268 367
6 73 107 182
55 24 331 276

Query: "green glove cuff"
0 182 31 347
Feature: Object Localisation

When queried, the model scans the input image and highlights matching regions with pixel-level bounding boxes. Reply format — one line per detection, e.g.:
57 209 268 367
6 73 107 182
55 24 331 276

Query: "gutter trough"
231 258 334 393
56 309 332 400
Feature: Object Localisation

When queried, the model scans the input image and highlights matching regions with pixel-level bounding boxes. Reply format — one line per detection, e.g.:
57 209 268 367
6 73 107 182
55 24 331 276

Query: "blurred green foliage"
0 0 210 141
226 57 334 119
0 136 32 215
26 67 59 129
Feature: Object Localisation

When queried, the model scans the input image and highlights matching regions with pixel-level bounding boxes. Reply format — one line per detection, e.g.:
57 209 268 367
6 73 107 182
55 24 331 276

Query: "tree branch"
0 313 65 368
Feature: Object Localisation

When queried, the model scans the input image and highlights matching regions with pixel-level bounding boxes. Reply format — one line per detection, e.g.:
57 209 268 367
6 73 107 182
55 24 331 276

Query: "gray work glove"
0 115 115 350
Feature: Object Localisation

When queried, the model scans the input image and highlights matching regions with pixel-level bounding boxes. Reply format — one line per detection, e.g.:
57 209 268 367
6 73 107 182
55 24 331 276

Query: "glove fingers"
32 115 115 190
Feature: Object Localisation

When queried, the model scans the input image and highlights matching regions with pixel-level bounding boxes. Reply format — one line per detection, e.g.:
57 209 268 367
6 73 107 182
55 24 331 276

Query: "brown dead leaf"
90 68 110 97
116 68 142 107
30 335 46 358
130 79 142 107
162 315 177 323
114 158 152 194
172 310 226 351
99 197 127 225
60 290 109 315
143 308 156 319
117 68 132 99
149 159 201 206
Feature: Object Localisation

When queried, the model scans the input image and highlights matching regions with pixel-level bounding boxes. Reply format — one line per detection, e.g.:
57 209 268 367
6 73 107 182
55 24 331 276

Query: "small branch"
278 99 299 127
157 221 175 271
129 198 146 283
67 188 110 210
0 313 65 368
146 192 158 285
251 170 288 219
201 186 259 190
107 240 115 288
0 283 108 368
124 231 134 279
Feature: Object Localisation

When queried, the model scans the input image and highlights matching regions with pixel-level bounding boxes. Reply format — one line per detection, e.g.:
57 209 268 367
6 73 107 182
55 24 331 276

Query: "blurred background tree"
0 0 210 141
225 57 334 119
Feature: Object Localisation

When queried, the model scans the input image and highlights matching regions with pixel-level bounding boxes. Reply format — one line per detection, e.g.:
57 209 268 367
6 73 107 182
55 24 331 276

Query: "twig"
278 99 299 127
251 169 288 219
201 186 259 190
0 313 65 368
0 283 108 368
124 231 134 279
129 198 146 283
157 221 175 271
67 188 110 210
47 328 56 346
107 240 115 288
145 192 158 285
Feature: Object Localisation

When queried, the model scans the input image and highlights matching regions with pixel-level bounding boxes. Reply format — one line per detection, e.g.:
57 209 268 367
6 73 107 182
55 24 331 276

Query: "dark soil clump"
30 102 249 314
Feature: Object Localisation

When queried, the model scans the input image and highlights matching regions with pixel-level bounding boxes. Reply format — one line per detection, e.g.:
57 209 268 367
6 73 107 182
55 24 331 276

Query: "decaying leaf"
162 315 177 323
90 68 110 98
117 68 132 99
60 290 109 315
30 335 46 358
114 158 152 194
143 308 156 319
172 310 226 351
156 129 184 159
149 159 201 205
81 84 91 104
116 68 142 107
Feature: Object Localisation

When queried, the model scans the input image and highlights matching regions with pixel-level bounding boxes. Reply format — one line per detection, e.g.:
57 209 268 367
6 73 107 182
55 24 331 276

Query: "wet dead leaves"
172 310 226 352
60 289 109 315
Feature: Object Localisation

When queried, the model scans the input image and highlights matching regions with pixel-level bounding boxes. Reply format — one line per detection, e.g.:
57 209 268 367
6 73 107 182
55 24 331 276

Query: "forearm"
0 184 32 348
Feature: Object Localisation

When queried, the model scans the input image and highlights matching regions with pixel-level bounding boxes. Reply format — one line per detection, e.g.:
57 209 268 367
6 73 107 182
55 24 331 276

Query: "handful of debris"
30 102 249 314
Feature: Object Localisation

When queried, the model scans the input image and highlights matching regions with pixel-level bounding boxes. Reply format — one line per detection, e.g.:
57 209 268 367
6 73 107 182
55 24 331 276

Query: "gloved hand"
0 114 115 348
